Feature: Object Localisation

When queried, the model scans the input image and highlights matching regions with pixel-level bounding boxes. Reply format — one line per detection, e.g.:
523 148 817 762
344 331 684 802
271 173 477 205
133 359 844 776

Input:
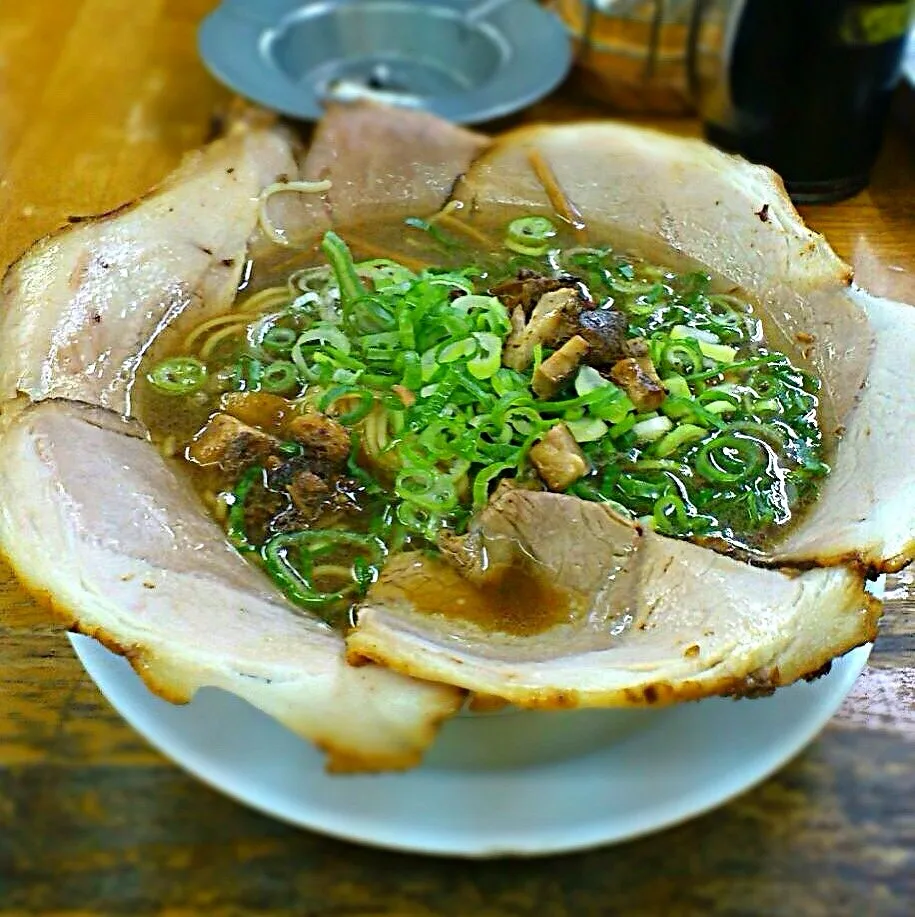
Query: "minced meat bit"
533 335 590 398
286 469 331 516
287 411 351 465
610 356 666 412
187 413 279 474
529 423 590 491
503 288 583 371
576 308 628 366
490 269 565 315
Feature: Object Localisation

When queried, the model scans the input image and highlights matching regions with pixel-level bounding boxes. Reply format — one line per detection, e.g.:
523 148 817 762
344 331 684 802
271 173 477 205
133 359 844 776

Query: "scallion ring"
262 531 385 612
395 468 459 514
695 433 765 483
147 357 207 395
504 216 556 256
261 326 297 355
226 465 263 553
260 360 298 394
652 493 691 534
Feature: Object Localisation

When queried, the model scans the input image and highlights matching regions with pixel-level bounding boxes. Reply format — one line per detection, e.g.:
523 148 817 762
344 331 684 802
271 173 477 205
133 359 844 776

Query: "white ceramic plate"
70 633 870 858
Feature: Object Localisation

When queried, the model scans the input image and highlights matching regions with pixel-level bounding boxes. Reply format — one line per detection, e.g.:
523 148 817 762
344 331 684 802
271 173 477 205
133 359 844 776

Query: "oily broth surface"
134 209 832 632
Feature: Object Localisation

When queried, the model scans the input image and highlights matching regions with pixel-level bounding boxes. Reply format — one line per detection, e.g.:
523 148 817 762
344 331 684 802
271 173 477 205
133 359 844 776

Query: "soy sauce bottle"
697 0 914 202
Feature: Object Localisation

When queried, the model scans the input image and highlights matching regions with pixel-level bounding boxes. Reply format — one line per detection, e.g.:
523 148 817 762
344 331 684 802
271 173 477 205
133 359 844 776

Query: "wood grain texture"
1 2 914 914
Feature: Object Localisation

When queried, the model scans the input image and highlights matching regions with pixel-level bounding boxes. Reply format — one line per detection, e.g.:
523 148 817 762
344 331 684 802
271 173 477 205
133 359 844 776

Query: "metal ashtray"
198 0 573 123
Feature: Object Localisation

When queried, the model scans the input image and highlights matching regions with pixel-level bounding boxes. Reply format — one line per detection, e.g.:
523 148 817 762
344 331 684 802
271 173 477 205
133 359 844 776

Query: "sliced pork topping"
302 101 488 228
348 489 878 708
768 290 915 567
0 127 303 414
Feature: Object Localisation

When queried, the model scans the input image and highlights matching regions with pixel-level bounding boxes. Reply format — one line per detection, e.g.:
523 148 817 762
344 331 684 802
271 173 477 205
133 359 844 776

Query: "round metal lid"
198 0 573 124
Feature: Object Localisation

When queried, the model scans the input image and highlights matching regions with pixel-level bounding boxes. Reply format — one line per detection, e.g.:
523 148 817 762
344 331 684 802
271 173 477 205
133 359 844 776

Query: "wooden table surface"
2 2 915 915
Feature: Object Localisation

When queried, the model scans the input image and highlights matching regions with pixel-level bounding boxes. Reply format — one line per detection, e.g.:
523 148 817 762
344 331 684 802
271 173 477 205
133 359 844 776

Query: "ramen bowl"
70 632 870 855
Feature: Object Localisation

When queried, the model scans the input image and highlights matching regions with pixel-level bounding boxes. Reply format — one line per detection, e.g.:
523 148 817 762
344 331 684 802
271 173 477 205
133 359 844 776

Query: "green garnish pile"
146 218 829 618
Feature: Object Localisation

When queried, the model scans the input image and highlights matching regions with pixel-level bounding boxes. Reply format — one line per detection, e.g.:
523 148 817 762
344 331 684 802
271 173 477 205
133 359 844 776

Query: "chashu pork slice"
0 400 462 771
250 101 487 273
301 101 489 228
0 125 306 416
452 122 915 571
348 489 879 708
767 289 915 570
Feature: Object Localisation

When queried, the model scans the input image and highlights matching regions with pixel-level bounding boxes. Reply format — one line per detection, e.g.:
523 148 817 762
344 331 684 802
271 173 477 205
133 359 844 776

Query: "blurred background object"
557 0 914 202
552 0 699 113
691 0 915 202
198 0 572 124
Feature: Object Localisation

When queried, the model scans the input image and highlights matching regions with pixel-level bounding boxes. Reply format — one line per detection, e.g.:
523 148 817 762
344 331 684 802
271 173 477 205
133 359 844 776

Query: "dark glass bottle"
701 0 913 202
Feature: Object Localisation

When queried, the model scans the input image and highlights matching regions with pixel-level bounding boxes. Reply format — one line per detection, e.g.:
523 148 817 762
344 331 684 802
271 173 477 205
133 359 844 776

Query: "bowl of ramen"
0 103 908 795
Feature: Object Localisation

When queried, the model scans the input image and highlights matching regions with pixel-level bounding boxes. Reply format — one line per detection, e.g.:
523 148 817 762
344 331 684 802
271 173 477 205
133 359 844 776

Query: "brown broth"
370 553 582 637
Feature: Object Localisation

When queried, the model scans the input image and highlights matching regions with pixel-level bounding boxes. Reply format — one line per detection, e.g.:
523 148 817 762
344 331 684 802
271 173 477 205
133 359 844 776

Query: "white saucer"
69 633 870 858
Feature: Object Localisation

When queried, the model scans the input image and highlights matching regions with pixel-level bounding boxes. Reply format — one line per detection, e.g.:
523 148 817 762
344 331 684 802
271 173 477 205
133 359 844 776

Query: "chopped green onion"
661 374 691 400
504 216 556 256
438 338 477 363
351 555 378 594
357 259 415 289
567 417 609 442
404 216 457 250
660 339 704 376
695 433 766 483
260 360 298 394
671 324 721 345
396 501 443 540
467 332 503 379
321 231 367 306
653 423 707 457
347 432 383 494
261 326 297 355
653 493 691 534
262 531 386 615
633 415 674 443
472 461 515 510
574 365 609 397
702 400 737 415
226 465 263 553
147 357 207 395
696 340 738 363
296 323 352 354
395 468 459 514
319 385 375 425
